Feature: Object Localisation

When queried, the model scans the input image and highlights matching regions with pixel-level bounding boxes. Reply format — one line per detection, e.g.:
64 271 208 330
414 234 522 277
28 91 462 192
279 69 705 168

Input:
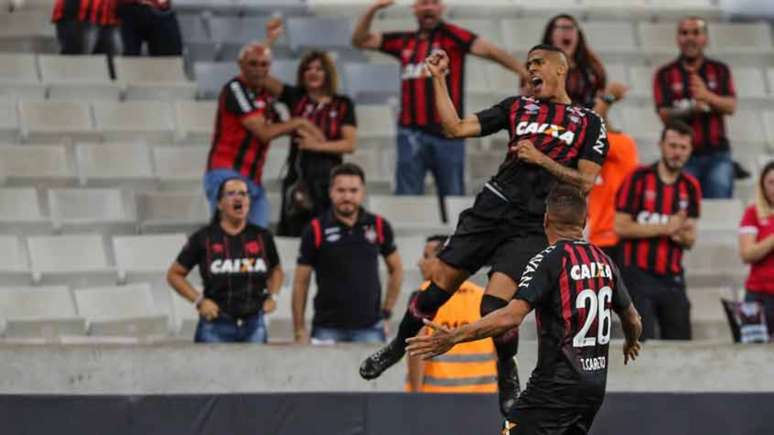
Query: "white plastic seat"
48 188 137 234
0 286 86 338
501 19 545 52
114 56 197 101
113 233 187 283
646 0 722 20
27 234 116 287
0 11 57 53
93 101 175 143
582 21 636 53
486 64 520 98
700 198 745 232
174 100 216 143
367 195 446 235
0 95 19 142
74 283 168 337
454 19 504 46
371 18 416 34
193 61 237 99
582 0 648 20
628 65 656 97
727 110 766 146
169 286 198 337
710 23 772 53
19 99 99 143
343 148 391 193
354 104 396 147
732 67 767 99
445 195 475 231
153 145 209 190
137 191 209 234
621 106 663 142
0 236 33 286
0 188 50 234
38 54 121 100
0 144 77 187
75 143 155 188
0 53 46 99
465 57 491 95
637 22 677 54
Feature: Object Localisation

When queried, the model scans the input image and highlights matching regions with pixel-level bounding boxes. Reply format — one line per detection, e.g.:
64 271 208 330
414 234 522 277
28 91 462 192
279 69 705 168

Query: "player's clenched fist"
511 140 546 165
425 49 450 78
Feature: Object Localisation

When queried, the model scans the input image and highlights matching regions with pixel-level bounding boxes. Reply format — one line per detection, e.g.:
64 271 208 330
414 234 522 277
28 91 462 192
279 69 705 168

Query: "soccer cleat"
359 340 405 380
497 356 521 417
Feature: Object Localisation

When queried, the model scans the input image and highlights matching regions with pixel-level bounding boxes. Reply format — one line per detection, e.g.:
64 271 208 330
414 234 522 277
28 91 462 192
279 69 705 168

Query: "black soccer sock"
481 294 520 359
394 282 453 351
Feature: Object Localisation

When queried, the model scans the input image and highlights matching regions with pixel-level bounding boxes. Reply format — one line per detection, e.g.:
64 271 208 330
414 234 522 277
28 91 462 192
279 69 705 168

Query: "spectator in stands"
615 121 701 340
588 83 640 262
292 163 403 344
115 0 183 56
351 0 528 196
167 177 283 343
653 17 737 198
406 235 496 393
262 20 358 237
738 161 774 336
51 0 117 55
204 41 324 228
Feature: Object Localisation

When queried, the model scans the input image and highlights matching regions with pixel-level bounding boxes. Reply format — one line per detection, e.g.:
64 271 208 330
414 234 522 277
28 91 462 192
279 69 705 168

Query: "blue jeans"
311 321 386 344
203 169 270 227
683 150 734 199
395 127 465 196
194 312 267 343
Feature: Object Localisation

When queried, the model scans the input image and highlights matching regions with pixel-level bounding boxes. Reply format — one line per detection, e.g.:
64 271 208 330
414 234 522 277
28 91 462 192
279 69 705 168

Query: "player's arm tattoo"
538 157 600 194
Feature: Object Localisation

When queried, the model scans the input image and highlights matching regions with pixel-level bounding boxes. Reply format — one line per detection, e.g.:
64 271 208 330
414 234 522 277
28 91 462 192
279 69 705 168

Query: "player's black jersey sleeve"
514 244 562 307
475 97 518 137
578 110 609 166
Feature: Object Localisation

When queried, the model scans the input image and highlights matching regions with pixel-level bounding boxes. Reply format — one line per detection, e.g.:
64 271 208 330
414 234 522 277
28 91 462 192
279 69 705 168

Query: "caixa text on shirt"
210 258 268 274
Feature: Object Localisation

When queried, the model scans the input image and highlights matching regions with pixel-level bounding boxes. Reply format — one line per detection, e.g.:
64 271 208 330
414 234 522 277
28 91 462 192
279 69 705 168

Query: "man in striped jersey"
361 44 608 417
407 184 642 435
614 120 701 340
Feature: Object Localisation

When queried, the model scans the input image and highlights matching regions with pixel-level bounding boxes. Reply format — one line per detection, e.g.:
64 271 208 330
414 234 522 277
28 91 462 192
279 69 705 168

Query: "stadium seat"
581 0 648 20
344 148 391 193
137 191 209 234
584 21 638 52
38 54 121 100
343 62 400 104
93 101 175 143
646 0 722 20
636 22 677 54
513 0 582 18
486 64 521 99
169 286 198 337
445 195 474 231
178 13 217 63
152 145 209 190
727 110 767 148
27 234 116 287
274 237 301 272
0 95 19 142
391 235 427 290
287 17 361 60
0 10 57 53
371 18 416 34
74 283 169 337
193 61 237 99
19 99 99 143
627 65 654 98
0 144 77 187
75 143 155 189
465 57 491 96
454 19 504 46
762 111 774 152
238 0 308 17
209 16 292 61
731 67 767 99
621 106 663 142
500 19 545 52
47 188 137 234
267 191 281 225
0 188 50 234
263 137 290 190
605 62 629 86
710 22 773 54
354 104 396 147
114 56 197 101
0 236 33 286
467 151 503 186
174 100 216 143
367 195 446 235
113 233 187 284
0 286 86 339
700 198 744 233
0 53 46 99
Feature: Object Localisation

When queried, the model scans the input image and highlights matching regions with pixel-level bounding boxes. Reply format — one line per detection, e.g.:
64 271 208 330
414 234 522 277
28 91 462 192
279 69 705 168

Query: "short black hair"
330 162 366 185
660 120 694 142
546 183 587 228
528 44 566 56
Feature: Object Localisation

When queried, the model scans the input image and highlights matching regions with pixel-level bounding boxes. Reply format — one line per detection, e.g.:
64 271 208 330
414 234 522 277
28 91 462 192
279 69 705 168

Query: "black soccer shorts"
503 406 599 435
437 186 548 283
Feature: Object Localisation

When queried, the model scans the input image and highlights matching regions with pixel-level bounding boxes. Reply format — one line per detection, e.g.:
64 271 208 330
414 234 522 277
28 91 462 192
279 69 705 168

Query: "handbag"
283 149 314 217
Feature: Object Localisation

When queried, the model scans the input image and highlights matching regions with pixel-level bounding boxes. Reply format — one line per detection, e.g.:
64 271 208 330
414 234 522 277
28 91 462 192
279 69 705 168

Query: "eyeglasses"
224 190 248 198
246 60 271 67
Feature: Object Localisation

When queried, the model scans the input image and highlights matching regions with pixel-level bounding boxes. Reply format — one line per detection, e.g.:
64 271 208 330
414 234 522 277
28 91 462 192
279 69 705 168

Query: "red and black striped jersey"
514 239 632 409
207 77 279 186
653 58 736 154
475 96 609 225
279 84 356 176
52 0 117 25
566 64 606 109
615 163 702 276
379 22 477 136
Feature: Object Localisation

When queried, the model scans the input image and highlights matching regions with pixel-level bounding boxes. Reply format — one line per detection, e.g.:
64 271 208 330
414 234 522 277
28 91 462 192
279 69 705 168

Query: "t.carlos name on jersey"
580 356 607 371
515 121 576 145
210 258 267 274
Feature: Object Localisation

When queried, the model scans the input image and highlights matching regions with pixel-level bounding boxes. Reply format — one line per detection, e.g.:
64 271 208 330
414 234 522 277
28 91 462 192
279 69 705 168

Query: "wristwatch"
601 94 616 105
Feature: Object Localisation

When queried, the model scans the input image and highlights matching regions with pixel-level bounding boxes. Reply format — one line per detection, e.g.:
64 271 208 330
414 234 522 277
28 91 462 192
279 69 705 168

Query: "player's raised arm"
426 50 482 139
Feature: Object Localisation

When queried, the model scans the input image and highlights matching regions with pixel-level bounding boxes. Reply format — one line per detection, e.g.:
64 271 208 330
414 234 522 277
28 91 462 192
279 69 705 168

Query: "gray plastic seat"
0 286 86 339
0 95 19 142
344 62 400 104
637 22 677 54
287 17 357 56
582 21 636 54
38 54 121 100
74 283 168 337
0 11 57 53
0 144 77 187
501 19 545 52
0 188 50 234
194 61 238 99
93 101 175 143
0 53 45 99
367 195 447 235
209 16 292 60
354 104 396 147
48 188 137 234
114 56 197 100
153 145 209 190
0 236 33 286
727 110 766 147
174 100 216 143
137 191 209 234
710 22 772 54
75 143 155 189
732 67 767 99
113 233 187 283
27 234 116 287
19 99 99 143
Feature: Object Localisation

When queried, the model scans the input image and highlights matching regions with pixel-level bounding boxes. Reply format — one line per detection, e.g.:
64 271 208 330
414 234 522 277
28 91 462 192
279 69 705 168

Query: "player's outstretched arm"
617 303 642 365
406 299 531 359
426 50 482 139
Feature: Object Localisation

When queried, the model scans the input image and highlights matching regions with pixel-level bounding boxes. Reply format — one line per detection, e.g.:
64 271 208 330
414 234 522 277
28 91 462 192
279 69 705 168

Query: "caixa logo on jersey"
515 121 575 145
636 211 669 225
401 63 431 80
210 258 267 274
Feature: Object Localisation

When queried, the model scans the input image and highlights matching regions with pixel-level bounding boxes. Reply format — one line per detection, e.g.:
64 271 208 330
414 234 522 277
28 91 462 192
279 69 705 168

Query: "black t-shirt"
475 96 608 226
279 84 357 180
514 239 631 410
176 223 280 318
298 209 396 329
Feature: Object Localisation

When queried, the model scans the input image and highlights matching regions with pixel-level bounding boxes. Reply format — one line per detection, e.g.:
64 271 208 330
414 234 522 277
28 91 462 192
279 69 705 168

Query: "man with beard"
291 163 403 344
360 45 609 417
653 17 737 199
615 121 701 340
351 0 527 197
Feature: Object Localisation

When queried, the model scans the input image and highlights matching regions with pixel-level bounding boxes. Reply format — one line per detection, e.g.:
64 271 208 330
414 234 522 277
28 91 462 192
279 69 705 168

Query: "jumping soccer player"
406 184 643 434
360 44 609 416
